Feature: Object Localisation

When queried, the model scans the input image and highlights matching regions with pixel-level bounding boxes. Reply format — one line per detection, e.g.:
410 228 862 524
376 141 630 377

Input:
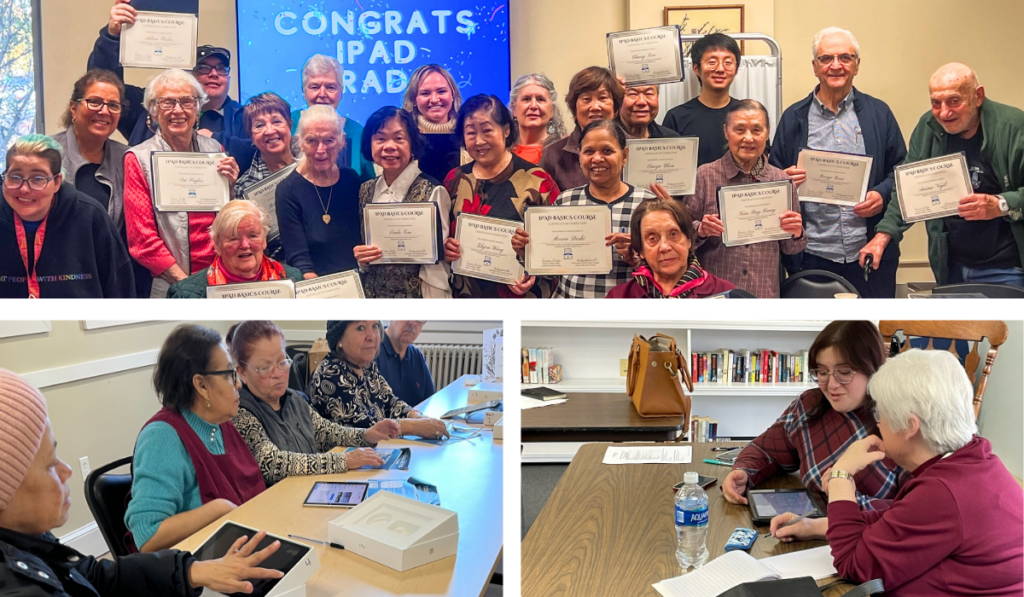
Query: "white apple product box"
468 381 503 404
492 416 504 440
483 410 504 426
196 521 320 597
328 491 459 572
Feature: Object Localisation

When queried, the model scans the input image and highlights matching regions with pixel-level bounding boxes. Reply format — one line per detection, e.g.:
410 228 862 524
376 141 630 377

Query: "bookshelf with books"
520 321 828 437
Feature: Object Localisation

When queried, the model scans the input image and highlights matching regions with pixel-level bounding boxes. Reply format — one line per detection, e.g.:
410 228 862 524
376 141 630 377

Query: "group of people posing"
724 321 1022 595
3 2 1022 298
0 319 446 595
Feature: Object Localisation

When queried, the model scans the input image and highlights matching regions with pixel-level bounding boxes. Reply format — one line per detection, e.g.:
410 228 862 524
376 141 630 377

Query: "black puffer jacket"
0 527 200 597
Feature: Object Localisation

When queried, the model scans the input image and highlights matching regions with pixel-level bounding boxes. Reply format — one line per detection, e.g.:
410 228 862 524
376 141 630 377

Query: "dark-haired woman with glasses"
228 321 399 486
126 324 265 553
123 69 240 298
721 321 905 514
0 134 134 298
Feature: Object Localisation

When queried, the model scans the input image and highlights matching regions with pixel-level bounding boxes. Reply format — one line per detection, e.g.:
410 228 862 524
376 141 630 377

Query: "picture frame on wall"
664 4 746 54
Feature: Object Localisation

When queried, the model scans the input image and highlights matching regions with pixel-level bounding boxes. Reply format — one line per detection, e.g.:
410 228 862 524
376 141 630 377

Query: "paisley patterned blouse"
308 353 414 428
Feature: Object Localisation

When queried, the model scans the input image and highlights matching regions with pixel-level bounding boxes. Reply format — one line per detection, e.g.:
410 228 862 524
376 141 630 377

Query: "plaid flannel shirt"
733 389 905 511
551 184 656 299
685 153 807 298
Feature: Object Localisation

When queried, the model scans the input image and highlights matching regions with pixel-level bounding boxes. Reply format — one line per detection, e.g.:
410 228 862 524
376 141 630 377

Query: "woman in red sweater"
775 349 1024 597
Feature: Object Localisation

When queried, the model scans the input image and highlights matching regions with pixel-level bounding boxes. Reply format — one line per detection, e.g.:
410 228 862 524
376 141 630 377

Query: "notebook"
521 386 568 401
653 546 837 597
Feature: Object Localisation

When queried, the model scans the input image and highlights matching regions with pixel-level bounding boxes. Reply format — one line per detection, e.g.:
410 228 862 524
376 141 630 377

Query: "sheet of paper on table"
521 396 568 409
652 546 837 597
603 445 692 464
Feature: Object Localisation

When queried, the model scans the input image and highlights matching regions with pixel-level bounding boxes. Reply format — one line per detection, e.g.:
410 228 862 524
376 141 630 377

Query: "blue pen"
703 458 732 467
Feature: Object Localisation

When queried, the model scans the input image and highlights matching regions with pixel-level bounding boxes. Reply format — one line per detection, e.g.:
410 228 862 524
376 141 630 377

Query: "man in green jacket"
859 63 1024 287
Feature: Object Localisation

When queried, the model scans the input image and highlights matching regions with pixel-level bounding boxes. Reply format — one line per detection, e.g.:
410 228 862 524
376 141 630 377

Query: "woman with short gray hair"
508 73 566 164
123 69 240 298
774 349 1024 596
167 201 303 298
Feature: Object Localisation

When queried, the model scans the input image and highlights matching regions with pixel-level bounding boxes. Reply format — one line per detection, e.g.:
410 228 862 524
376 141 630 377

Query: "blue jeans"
947 262 1024 287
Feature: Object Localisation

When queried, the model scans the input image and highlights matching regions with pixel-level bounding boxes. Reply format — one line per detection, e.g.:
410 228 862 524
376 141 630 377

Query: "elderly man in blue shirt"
375 321 435 408
769 27 907 298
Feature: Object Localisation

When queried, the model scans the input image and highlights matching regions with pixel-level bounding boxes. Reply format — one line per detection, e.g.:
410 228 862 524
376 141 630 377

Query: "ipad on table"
302 481 370 508
747 488 826 525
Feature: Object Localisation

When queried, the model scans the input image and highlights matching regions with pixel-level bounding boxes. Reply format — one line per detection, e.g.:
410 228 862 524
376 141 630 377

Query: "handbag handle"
677 348 693 392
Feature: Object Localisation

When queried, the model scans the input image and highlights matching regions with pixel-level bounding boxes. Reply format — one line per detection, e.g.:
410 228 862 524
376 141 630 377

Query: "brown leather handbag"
627 334 693 419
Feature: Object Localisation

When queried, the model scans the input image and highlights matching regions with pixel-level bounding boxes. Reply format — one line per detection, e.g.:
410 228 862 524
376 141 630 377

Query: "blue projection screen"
236 1 511 126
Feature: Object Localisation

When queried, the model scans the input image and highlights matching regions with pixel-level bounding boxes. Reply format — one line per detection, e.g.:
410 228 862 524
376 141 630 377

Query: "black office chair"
83 456 133 558
724 288 756 298
931 283 1024 299
780 269 860 299
289 351 310 395
285 343 312 360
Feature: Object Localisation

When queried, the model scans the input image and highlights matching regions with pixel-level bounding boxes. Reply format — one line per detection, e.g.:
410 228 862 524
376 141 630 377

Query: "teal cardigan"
125 410 224 549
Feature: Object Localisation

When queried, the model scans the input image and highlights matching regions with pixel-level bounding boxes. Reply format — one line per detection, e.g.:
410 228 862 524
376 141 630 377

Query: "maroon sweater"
828 436 1024 597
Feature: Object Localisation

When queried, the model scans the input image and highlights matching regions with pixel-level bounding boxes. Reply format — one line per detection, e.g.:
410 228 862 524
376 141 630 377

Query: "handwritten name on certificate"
242 163 296 238
295 271 365 299
152 152 230 212
452 214 524 285
624 138 699 195
796 149 873 206
206 280 296 299
525 205 613 276
363 203 439 265
119 11 198 69
718 180 795 247
607 25 684 86
895 154 973 223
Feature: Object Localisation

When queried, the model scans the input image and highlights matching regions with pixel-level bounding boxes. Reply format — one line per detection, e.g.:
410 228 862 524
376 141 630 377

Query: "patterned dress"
232 388 371 486
308 353 414 428
445 152 560 297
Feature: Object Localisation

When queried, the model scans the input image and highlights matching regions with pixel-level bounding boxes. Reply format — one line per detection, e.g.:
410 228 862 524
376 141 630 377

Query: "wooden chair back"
878 321 1008 419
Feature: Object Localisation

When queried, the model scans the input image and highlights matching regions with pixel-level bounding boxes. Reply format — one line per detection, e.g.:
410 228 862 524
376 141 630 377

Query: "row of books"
691 349 811 384
521 347 562 384
689 415 719 443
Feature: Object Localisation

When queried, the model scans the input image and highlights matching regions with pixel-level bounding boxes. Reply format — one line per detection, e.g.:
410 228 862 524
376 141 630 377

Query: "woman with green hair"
0 134 134 298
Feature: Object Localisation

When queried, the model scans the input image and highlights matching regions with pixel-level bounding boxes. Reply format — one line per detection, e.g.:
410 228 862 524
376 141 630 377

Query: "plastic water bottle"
675 471 709 569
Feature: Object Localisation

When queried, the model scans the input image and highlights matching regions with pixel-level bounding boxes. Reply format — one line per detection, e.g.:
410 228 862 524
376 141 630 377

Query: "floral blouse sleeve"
309 401 373 452
232 407 358 486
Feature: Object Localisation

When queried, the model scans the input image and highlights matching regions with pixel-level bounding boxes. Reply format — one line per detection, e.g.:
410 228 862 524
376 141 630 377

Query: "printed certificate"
453 214 524 285
607 26 684 86
152 152 230 212
205 280 296 299
718 180 795 247
295 270 365 299
119 11 198 69
242 163 296 238
796 149 873 206
894 154 973 223
524 205 613 275
623 137 699 195
362 203 439 265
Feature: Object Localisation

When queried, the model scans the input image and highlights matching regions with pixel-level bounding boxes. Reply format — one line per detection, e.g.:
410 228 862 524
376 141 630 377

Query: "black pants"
799 252 898 299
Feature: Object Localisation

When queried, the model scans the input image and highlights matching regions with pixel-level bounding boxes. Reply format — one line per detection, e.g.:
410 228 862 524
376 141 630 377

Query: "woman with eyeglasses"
123 69 240 299
722 321 905 511
126 324 265 553
0 135 134 298
228 321 400 487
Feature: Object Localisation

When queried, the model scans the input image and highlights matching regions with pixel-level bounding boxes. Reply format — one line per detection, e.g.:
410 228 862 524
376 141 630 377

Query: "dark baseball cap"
196 45 231 65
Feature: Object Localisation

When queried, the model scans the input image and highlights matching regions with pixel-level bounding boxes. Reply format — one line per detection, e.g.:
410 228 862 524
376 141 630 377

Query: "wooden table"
177 376 502 597
522 443 855 597
522 393 684 442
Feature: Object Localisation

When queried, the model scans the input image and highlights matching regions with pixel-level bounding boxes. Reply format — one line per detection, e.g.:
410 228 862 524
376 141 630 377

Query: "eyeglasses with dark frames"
76 98 123 113
2 173 59 191
198 369 239 384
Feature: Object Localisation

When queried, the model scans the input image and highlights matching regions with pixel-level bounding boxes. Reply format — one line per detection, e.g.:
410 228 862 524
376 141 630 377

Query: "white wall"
976 321 1024 480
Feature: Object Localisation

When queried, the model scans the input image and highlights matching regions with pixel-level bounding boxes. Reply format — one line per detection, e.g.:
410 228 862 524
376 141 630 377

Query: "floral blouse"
308 353 414 428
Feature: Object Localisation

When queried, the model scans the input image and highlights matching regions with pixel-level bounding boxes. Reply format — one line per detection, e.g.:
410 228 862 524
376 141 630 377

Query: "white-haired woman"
276 105 362 278
289 54 375 182
167 201 304 298
402 64 469 182
772 349 1024 597
509 73 566 164
123 69 240 298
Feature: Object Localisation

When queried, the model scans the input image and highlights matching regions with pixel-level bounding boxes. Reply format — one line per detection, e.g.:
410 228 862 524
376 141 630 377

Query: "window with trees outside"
0 0 39 150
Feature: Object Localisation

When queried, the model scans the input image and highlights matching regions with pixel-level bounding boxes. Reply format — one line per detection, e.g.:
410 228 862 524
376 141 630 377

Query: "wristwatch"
997 194 1010 216
829 469 854 481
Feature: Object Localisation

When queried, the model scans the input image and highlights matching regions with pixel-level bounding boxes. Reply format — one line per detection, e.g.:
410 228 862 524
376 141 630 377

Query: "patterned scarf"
206 255 288 286
633 256 710 298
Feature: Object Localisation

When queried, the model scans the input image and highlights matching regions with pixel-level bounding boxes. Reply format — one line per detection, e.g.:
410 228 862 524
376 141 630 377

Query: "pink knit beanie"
0 368 49 510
